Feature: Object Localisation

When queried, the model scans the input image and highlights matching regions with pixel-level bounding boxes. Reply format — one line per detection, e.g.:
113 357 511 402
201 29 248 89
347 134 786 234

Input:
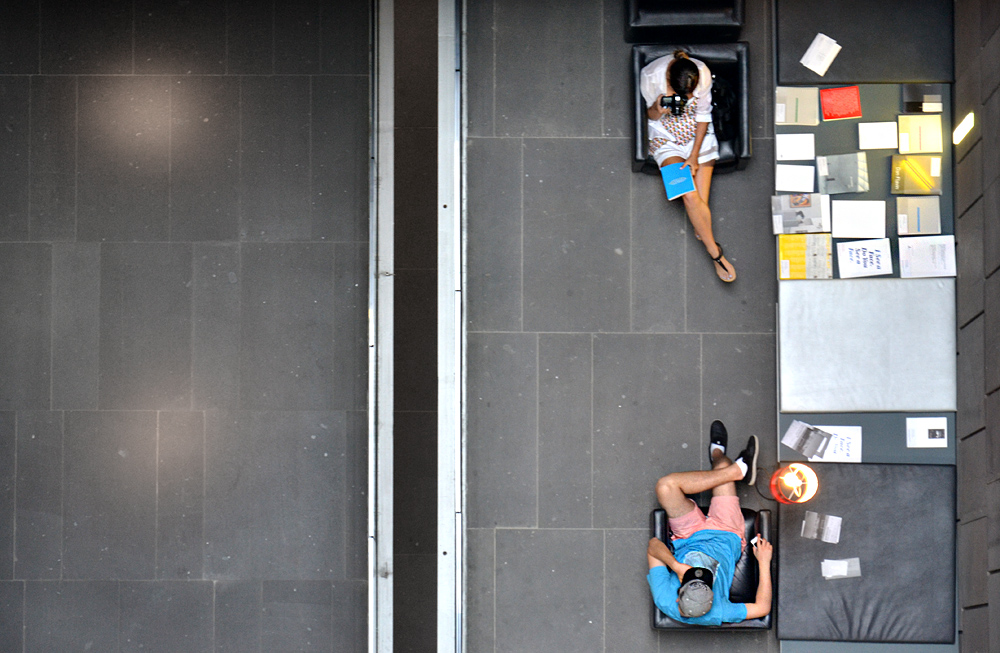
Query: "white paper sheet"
800 33 842 76
832 200 886 238
821 560 849 577
899 235 956 278
837 239 892 278
809 425 863 463
776 133 816 161
906 416 948 448
858 122 899 149
776 164 816 192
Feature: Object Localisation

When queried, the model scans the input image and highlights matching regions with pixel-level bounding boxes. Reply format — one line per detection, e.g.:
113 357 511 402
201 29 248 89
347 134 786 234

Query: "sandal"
710 242 736 283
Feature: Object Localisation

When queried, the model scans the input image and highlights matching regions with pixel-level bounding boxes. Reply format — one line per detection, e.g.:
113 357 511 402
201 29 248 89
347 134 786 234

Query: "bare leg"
661 157 734 282
710 449 737 498
656 461 743 518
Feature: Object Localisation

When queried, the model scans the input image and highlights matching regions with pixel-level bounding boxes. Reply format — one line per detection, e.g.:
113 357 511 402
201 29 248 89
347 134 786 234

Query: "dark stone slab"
984 28 1000 103
331 580 367 653
239 77 312 241
0 1 38 74
601 0 633 139
274 2 321 74
77 76 171 242
986 272 1000 393
988 389 1000 482
134 0 226 74
63 411 157 579
394 269 437 412
465 529 494 653
958 316 986 438
51 243 101 410
465 0 495 137
983 87 1000 191
394 412 436 554
169 76 240 242
204 411 346 579
744 0 774 139
320 0 369 75
466 333 538 528
393 555 436 652
985 179 1000 277
215 581 262 652
604 530 662 652
592 334 701 528
959 517 988 607
261 581 333 651
960 605 989 652
226 0 273 75
960 429 988 520
538 334 593 528
239 243 334 411
192 243 241 410
312 76 371 243
956 142 983 218
495 529 604 653
0 414 13 579
522 139 630 332
0 77 30 241
120 581 213 653
494 1 603 137
395 0 437 131
40 0 132 74
333 243 370 412
0 581 23 651
24 581 119 651
984 0 1000 45
956 0 981 74
630 172 687 333
0 244 51 410
989 479 1000 569
466 138 522 332
156 412 204 580
344 411 368 580
954 65 981 165
99 243 192 411
14 412 63 579
958 199 985 326
30 76 77 241
393 128 437 270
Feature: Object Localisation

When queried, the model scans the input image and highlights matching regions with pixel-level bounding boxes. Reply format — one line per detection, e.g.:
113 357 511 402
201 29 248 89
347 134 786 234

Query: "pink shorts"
668 496 746 549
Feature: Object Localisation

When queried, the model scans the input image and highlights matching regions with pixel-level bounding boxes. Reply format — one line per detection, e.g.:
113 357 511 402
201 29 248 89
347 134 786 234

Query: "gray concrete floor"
464 0 781 650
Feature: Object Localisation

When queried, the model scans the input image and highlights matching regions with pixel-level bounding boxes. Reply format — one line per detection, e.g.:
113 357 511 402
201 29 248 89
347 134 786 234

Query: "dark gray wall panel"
0 1 39 74
225 0 273 75
956 142 983 218
960 429 988 520
40 0 132 74
63 411 157 579
274 1 321 74
394 269 437 412
0 414 13 579
986 272 1000 393
51 243 100 410
0 77 30 241
465 529 495 653
156 412 205 580
135 0 226 75
395 0 437 130
394 412 436 555
985 180 1000 277
320 0 370 75
14 412 62 580
958 198 985 326
0 244 51 410
959 517 989 607
983 88 1000 191
29 76 77 241
959 316 986 438
192 243 241 410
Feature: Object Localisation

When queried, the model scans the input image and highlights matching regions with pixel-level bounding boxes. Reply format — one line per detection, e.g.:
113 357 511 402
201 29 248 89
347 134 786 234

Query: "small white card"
809 425 863 462
906 417 948 448
776 164 816 192
822 557 861 579
858 122 899 149
776 133 817 161
800 33 842 76
832 200 886 238
837 239 893 278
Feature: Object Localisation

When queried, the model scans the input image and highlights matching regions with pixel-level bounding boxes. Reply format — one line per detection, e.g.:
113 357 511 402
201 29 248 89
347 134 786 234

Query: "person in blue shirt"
646 420 773 625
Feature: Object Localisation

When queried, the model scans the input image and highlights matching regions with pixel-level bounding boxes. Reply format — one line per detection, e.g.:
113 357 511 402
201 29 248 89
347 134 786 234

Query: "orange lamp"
770 463 819 504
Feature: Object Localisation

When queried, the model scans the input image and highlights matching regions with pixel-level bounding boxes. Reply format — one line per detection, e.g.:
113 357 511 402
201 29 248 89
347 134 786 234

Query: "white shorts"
650 123 720 167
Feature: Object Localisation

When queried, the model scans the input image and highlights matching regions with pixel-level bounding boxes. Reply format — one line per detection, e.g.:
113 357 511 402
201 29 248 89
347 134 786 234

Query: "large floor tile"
0 3 39 74
601 1 633 139
29 75 77 241
495 529 603 653
320 1 370 75
40 0 132 74
0 413 13 578
465 529 495 653
63 411 157 579
522 139 631 332
0 244 51 410
24 581 119 652
215 580 262 652
274 3 321 74
0 77 29 242
51 243 100 410
494 1 602 137
156 412 204 580
333 243 370 412
120 581 213 653
604 530 660 653
261 581 333 652
631 171 687 333
226 0 273 74
204 411 346 579
465 0 495 137
14 412 63 579
134 0 226 75
192 243 241 411
592 334 702 528
0 581 23 651
466 333 538 528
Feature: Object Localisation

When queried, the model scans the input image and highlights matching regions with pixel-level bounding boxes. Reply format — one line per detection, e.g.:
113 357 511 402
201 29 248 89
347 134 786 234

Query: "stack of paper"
817 152 869 194
896 196 941 235
858 122 898 149
899 235 956 278
781 420 833 458
891 155 942 195
802 511 843 543
898 114 943 153
800 33 842 76
776 133 816 161
820 86 862 121
903 84 944 113
822 558 861 580
837 238 892 278
778 234 832 280
831 200 885 238
776 164 816 192
772 193 831 234
776 87 820 126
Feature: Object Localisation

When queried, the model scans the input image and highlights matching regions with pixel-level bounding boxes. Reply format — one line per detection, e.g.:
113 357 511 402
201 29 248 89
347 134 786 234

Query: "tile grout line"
154 411 160 578
491 0 496 139
599 0 605 137
535 332 540 529
519 138 524 331
590 333 595 530
27 76 33 241
602 529 606 652
73 76 79 242
492 527 497 653
60 411 65 581
12 414 18 580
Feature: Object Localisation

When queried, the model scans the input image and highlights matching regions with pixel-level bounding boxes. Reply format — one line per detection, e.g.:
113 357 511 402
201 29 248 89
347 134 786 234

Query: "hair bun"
673 50 689 59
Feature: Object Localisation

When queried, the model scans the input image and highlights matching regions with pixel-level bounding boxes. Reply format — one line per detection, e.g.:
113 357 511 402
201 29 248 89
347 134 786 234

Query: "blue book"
659 163 697 200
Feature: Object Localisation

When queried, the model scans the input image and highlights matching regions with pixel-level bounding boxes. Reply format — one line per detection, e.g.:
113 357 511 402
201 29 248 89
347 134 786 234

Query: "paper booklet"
898 114 943 154
800 33 842 76
858 122 898 149
782 419 833 458
776 87 820 126
891 155 942 195
772 193 831 234
817 152 869 194
906 416 948 448
802 511 843 543
831 200 885 238
899 235 956 278
809 425 862 463
820 86 862 121
837 238 892 278
659 162 696 200
776 164 816 192
776 133 816 161
778 234 832 280
896 196 941 235
903 84 945 113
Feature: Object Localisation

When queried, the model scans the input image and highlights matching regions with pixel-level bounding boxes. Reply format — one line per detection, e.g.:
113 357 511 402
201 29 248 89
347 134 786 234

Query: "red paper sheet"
820 86 862 121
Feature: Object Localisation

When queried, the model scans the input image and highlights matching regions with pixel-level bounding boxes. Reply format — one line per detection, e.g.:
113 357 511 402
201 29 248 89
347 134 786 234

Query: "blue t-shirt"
647 529 748 626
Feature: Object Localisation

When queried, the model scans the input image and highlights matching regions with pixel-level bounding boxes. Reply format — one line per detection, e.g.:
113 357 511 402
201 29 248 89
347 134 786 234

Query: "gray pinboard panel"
779 278 956 412
778 412 956 465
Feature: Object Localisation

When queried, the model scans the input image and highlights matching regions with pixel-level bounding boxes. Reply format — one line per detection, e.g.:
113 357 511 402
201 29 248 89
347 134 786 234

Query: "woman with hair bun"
640 50 735 282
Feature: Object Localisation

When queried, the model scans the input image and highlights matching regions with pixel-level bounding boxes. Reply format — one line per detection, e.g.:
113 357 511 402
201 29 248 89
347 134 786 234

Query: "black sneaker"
709 420 728 461
734 435 759 485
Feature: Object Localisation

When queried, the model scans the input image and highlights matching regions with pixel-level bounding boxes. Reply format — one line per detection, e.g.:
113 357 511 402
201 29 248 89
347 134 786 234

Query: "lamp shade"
770 463 819 504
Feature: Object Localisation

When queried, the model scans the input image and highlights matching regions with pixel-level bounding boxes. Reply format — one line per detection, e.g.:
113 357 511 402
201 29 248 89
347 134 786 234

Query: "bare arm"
744 537 773 619
646 95 667 120
683 121 709 177
647 537 692 579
